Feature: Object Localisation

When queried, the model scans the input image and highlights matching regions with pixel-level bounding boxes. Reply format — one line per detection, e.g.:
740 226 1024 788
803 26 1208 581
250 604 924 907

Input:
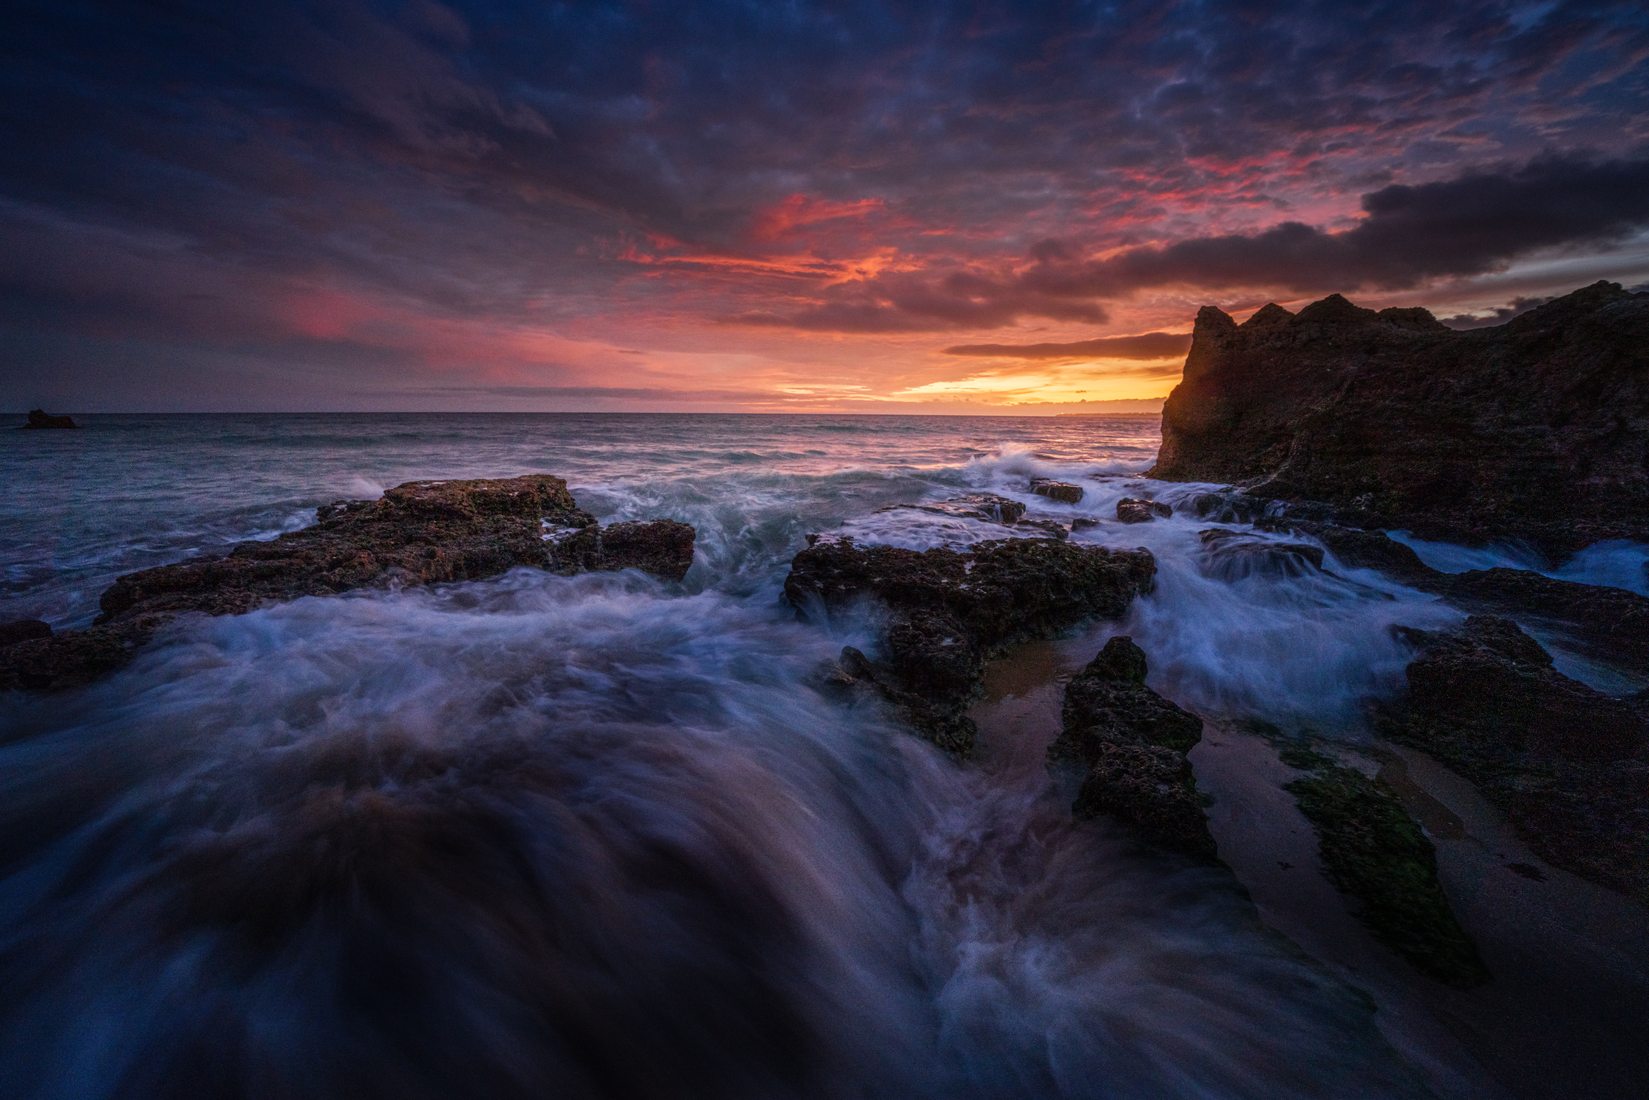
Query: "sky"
3 1 1648 414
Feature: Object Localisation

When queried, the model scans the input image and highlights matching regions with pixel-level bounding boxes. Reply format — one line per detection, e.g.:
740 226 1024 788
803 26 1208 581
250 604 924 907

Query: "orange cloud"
750 193 885 241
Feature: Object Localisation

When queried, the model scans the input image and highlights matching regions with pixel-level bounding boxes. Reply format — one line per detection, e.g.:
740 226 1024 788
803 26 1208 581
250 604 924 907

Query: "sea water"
1 413 1643 1099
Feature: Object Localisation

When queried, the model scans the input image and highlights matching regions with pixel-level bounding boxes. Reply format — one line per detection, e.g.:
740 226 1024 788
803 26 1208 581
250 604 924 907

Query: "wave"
0 570 1434 1099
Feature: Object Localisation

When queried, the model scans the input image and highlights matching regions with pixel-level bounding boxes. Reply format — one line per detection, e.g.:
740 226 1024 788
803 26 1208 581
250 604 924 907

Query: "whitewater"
3 413 1647 1100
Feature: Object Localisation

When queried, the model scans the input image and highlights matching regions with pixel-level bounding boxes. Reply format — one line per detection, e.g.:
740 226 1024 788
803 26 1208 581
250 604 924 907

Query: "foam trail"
0 569 1433 1099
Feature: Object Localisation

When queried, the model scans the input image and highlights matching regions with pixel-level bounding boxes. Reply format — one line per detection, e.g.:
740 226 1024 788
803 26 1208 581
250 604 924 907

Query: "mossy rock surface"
1287 760 1488 987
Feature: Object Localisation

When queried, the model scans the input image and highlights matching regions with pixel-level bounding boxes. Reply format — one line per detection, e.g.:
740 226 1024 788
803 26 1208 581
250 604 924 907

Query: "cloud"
1438 295 1557 329
1021 153 1649 297
732 269 1110 332
942 331 1191 359
4 1 1649 407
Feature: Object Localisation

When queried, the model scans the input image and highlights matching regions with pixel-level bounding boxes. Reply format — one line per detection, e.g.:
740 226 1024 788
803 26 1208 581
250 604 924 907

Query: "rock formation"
21 409 78 429
0 619 52 647
1116 497 1171 524
785 537 1155 754
0 476 695 691
1030 478 1084 504
1153 281 1649 551
1050 636 1215 858
1385 616 1649 903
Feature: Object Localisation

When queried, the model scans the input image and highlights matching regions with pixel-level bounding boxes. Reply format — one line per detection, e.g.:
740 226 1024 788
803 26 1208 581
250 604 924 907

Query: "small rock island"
21 409 79 429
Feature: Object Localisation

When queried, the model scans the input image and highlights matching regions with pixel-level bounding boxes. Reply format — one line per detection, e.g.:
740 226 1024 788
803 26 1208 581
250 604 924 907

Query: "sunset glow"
3 2 1648 412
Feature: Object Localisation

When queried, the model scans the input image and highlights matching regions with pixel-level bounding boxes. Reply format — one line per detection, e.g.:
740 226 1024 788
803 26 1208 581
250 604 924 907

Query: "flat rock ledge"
1050 636 1215 859
786 536 1155 755
0 475 695 692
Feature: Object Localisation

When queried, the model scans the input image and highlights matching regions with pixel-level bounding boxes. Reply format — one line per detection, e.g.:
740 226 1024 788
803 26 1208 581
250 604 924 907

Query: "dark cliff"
1151 281 1649 548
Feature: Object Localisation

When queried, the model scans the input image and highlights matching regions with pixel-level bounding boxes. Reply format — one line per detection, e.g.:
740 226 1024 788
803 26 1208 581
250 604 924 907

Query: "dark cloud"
943 332 1191 359
1019 153 1649 298
735 269 1110 332
1439 295 1556 329
2 1 1649 405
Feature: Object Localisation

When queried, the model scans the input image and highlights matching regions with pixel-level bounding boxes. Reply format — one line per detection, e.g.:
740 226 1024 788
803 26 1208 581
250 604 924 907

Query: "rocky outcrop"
1152 281 1649 551
873 493 1073 541
1265 520 1438 585
1116 497 1171 524
1050 636 1214 858
786 537 1155 754
1030 478 1084 504
880 493 1028 525
1281 746 1487 986
0 476 695 692
21 409 77 429
1385 616 1649 903
1432 567 1649 667
0 619 52 647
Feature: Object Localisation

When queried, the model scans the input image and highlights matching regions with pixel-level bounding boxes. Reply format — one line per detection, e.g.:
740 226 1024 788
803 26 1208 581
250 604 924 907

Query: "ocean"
3 413 1647 1099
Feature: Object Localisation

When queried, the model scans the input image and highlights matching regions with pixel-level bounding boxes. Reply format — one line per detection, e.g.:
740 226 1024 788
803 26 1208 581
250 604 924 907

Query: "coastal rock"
592 520 697 579
1267 521 1438 585
784 537 1155 754
1189 491 1272 525
1030 478 1084 504
21 409 78 429
0 476 695 692
873 494 1070 541
1281 747 1487 986
1431 567 1649 667
1152 281 1649 551
877 493 1027 525
1116 497 1172 524
1385 616 1649 902
0 619 52 647
1050 636 1214 858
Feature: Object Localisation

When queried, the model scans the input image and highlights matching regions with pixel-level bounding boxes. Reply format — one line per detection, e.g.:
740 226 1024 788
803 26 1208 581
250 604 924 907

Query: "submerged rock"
876 493 1026 525
1197 528 1324 580
1116 497 1171 524
1265 518 1649 666
1386 616 1649 903
1029 478 1084 504
1282 748 1488 987
873 494 1070 541
1268 521 1437 585
1153 281 1649 551
0 476 695 692
785 537 1155 754
1050 637 1215 858
1188 491 1271 525
21 409 78 429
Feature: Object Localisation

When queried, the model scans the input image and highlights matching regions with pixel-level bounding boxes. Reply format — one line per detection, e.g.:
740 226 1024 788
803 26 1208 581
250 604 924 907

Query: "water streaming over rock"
3 414 1645 1099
